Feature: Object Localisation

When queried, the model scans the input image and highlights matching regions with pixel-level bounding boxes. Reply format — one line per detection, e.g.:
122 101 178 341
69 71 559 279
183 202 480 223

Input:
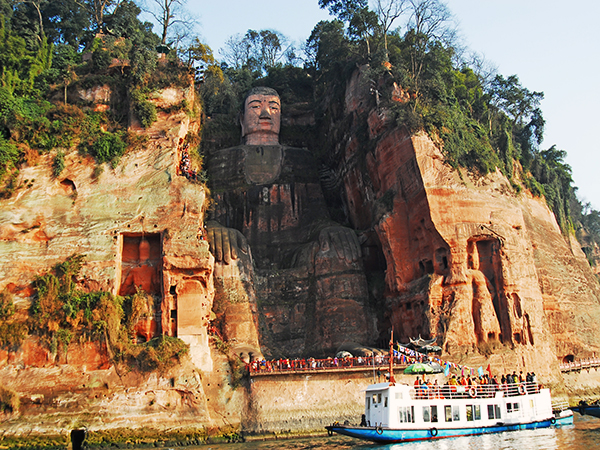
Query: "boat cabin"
364 382 553 429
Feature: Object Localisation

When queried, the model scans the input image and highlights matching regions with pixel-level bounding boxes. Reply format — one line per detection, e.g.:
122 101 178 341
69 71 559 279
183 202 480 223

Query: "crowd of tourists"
178 139 200 182
247 354 401 373
414 370 539 399
245 352 539 400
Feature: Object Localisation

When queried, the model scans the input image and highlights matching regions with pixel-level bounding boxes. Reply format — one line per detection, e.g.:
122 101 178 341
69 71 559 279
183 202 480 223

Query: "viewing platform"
248 356 407 377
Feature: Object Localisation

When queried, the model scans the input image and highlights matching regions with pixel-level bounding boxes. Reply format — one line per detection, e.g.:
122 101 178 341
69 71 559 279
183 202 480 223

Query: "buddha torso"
208 144 330 268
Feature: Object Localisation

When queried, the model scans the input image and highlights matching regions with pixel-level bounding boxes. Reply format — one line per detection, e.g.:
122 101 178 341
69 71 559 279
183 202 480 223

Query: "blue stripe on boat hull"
326 416 573 444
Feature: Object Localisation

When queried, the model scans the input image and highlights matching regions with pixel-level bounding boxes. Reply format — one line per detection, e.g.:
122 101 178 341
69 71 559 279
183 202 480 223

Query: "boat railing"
247 355 409 375
409 381 542 400
552 399 569 413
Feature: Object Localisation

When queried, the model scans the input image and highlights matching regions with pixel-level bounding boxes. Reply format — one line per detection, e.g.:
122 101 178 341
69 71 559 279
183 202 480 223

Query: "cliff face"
335 68 600 377
0 84 237 435
0 66 600 440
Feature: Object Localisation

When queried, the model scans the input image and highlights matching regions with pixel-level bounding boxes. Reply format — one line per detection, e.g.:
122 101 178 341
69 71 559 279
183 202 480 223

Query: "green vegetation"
0 0 201 188
27 254 189 372
199 0 598 268
0 385 19 413
0 289 27 350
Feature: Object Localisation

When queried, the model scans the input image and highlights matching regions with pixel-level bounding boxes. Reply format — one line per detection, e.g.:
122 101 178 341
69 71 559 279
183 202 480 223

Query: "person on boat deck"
421 379 430 397
433 379 442 398
492 375 500 387
426 379 433 398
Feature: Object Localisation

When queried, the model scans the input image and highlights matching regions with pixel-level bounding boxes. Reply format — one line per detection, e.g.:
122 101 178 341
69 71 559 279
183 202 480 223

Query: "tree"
373 0 408 59
144 0 196 46
180 37 223 82
51 44 80 104
305 20 348 74
318 0 377 57
318 0 367 22
407 0 453 43
401 0 455 97
42 0 91 48
489 74 544 128
74 0 121 32
14 0 47 42
0 14 52 95
221 29 288 75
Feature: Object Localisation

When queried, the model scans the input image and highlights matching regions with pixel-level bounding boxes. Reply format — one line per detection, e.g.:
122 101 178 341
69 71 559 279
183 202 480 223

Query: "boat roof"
365 382 410 392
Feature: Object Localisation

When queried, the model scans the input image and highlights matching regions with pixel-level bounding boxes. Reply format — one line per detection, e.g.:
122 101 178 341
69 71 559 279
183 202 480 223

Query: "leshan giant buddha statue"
207 87 372 359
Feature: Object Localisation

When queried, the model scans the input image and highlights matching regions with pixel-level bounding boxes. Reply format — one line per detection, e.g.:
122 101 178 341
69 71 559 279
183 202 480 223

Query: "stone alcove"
118 233 163 342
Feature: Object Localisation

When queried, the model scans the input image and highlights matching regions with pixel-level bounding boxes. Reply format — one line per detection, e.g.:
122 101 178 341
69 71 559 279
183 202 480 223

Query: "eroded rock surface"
334 68 600 380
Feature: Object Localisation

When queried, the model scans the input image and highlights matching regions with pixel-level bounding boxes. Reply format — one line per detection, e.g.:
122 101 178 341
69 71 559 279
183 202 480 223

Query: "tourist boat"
325 338 573 443
574 400 600 418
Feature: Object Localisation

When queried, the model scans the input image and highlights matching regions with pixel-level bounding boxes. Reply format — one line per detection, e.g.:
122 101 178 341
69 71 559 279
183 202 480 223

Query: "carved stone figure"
468 243 502 344
207 87 371 358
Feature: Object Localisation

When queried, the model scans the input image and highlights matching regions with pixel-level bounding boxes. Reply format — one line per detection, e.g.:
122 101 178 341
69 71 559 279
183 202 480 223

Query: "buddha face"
241 93 281 145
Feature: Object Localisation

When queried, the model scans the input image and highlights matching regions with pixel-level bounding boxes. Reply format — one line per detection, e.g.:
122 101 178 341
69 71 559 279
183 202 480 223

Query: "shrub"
0 290 27 350
0 386 19 413
91 132 126 164
134 99 157 128
52 150 65 178
130 89 157 128
125 335 189 373
30 255 189 373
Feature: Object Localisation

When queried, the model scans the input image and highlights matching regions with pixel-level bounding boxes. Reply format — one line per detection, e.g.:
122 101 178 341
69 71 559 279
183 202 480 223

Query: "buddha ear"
238 111 246 139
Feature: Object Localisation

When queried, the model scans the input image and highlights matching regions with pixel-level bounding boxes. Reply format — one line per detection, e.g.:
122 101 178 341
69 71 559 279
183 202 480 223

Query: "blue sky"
176 0 600 210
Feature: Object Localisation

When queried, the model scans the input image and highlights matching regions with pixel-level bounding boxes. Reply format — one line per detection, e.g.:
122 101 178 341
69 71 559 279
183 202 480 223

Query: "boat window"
507 403 512 413
445 405 452 422
384 397 388 407
488 404 501 420
373 394 378 404
378 393 382 404
423 406 430 422
398 406 415 423
452 405 460 421
513 402 520 411
431 406 438 422
466 405 481 421
395 392 402 400
366 397 370 410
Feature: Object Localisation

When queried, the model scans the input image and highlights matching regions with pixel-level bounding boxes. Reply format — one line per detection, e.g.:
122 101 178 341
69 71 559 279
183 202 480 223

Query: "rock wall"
1 66 600 441
335 68 600 379
0 84 231 434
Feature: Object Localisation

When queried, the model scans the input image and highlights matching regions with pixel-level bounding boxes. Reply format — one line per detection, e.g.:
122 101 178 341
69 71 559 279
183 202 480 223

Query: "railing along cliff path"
560 358 600 373
248 356 406 376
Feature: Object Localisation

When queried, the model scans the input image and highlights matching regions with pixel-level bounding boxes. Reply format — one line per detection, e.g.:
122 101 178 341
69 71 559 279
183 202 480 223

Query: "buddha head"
240 87 281 145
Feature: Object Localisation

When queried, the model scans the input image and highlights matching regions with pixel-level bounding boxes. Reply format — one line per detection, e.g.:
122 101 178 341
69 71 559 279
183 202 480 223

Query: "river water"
183 414 600 450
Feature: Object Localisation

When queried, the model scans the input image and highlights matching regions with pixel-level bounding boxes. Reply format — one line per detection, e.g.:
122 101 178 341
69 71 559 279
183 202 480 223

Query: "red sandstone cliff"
337 68 600 380
0 84 245 437
0 66 599 442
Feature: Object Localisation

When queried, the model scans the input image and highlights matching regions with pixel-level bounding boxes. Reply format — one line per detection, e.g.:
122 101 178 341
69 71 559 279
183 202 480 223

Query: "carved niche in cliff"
118 233 162 343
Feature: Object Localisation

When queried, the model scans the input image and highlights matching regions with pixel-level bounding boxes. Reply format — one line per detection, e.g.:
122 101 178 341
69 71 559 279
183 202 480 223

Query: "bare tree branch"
373 0 409 58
